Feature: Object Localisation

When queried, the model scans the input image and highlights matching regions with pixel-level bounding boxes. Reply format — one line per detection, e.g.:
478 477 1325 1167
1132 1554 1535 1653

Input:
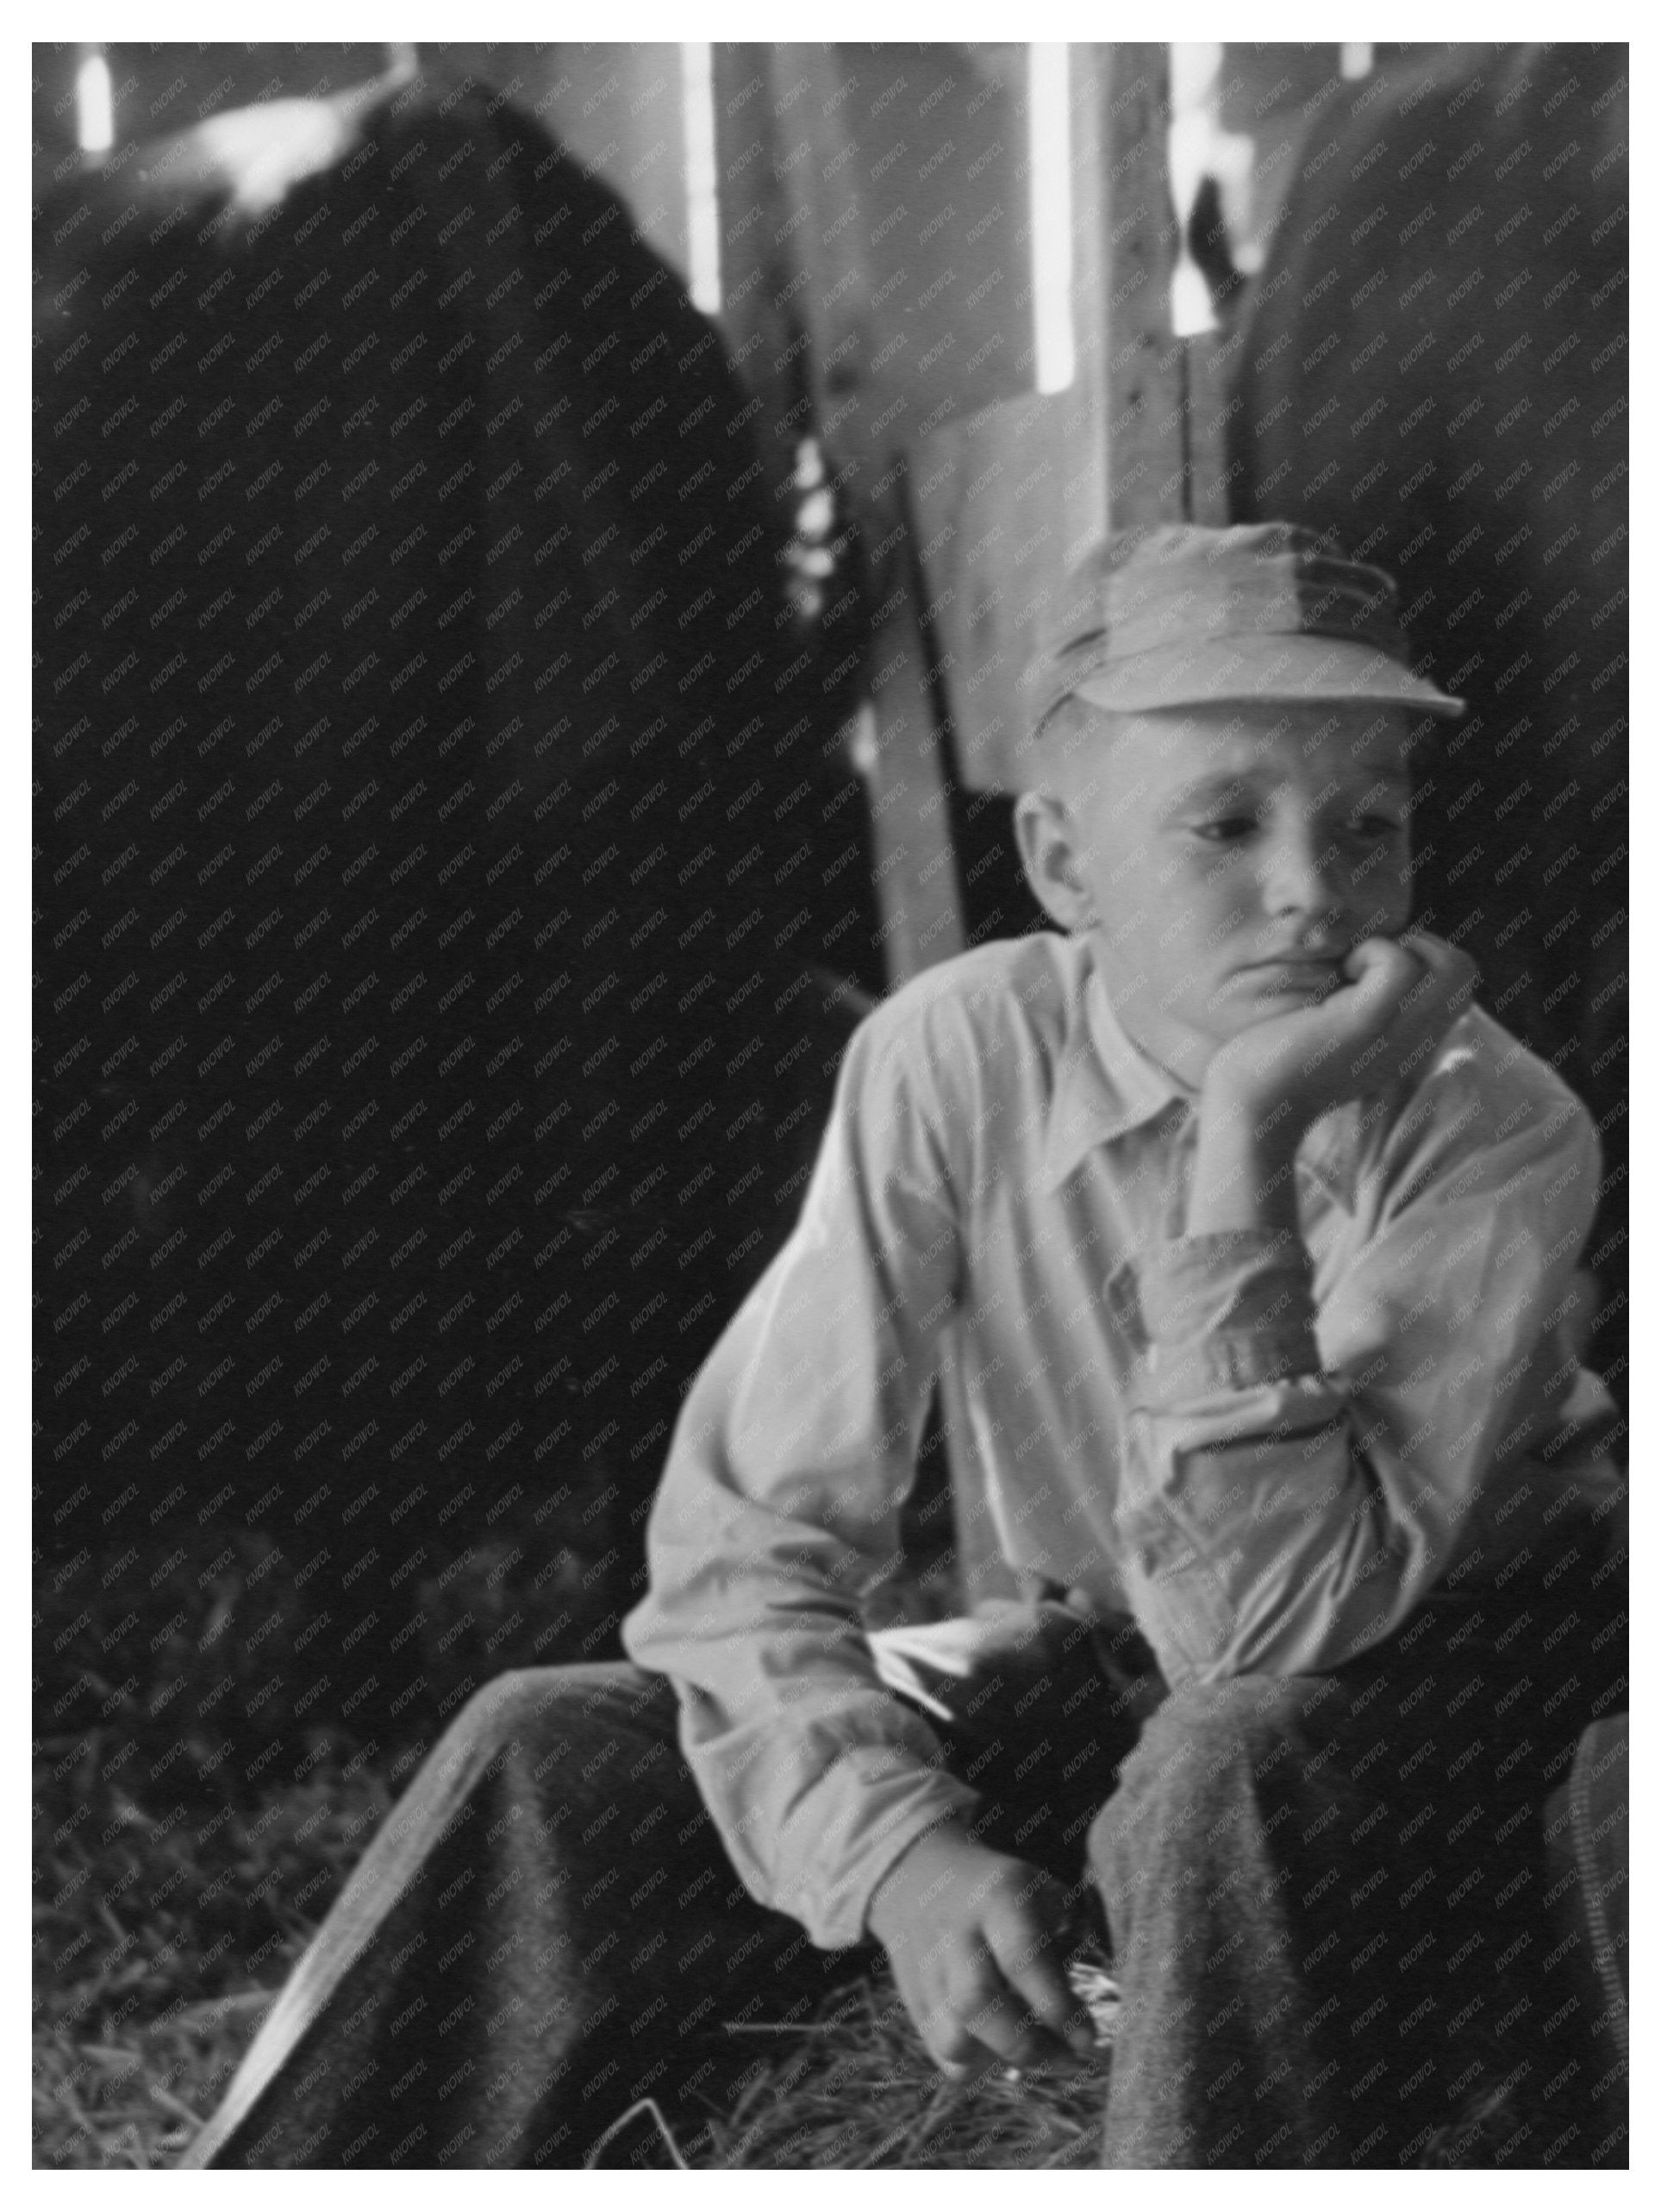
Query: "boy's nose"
1260 833 1345 925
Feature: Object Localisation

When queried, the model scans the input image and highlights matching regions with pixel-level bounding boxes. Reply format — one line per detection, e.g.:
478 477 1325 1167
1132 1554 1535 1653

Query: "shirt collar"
1039 950 1194 1193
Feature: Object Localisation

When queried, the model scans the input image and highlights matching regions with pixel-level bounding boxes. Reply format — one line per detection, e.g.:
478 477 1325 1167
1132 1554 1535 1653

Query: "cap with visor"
1018 522 1464 760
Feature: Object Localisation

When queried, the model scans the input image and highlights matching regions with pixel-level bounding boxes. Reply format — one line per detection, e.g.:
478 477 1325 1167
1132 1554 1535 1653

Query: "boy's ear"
1014 791 1094 933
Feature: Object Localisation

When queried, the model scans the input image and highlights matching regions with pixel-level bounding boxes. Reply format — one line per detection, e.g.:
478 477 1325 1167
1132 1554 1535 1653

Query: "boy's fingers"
1402 931 1480 1004
1340 934 1413 991
923 1984 1031 2080
924 2026 986 2079
913 1983 996 2081
1436 946 1481 1009
1391 939 1480 1066
959 1986 1068 2071
1339 934 1476 1090
984 1909 1091 2053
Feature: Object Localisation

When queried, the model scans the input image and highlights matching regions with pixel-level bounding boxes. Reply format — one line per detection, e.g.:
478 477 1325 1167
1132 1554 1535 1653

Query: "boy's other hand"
1202 928 1479 1144
865 1825 1097 2080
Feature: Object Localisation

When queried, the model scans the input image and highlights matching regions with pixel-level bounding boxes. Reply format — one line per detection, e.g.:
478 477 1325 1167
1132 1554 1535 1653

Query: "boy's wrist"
1198 1062 1308 1147
1187 1101 1301 1242
866 1819 986 1940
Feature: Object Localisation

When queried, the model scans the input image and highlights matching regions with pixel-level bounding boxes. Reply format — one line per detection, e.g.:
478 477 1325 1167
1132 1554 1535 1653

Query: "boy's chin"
1176 994 1330 1079
1128 988 1331 1091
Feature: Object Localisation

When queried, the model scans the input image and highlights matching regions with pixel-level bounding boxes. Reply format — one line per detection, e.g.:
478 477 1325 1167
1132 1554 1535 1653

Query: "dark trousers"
185 1564 1626 2169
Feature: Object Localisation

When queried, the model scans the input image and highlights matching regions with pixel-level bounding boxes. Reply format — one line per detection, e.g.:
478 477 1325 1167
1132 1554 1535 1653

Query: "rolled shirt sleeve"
621 1013 982 1950
1106 1061 1621 1688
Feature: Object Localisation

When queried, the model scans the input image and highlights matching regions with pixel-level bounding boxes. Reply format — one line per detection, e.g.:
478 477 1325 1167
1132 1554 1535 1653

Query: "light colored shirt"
621 930 1620 1949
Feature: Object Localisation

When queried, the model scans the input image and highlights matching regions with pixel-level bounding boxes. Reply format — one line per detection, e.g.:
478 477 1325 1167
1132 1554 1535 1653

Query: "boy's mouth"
1235 958 1341 992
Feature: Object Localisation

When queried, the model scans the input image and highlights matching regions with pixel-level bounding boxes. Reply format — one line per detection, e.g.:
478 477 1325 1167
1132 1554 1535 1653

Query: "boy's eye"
1343 815 1407 840
1190 816 1258 844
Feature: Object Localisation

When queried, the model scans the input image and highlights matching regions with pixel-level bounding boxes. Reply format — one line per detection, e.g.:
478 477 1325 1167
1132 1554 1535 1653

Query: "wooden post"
1099 43 1233 527
859 504 967 981
709 44 973 995
1102 46 1183 525
1185 329 1242 523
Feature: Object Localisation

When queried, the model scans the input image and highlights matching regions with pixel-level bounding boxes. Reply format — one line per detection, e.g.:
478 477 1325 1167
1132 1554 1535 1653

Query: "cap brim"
1067 636 1464 721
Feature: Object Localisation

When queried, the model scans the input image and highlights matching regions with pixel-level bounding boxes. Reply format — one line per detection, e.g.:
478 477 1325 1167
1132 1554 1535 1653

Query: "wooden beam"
709 45 974 993
1186 329 1243 522
1102 45 1187 526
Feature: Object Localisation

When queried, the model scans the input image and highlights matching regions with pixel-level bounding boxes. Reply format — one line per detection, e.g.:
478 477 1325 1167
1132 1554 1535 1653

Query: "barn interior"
34 39 1627 2168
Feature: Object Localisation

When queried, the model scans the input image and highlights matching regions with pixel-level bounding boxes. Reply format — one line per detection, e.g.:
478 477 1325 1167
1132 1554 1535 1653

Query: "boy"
190 525 1622 2168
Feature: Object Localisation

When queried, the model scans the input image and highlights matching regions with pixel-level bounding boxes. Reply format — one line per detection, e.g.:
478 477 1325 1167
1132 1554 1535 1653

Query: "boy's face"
1015 698 1415 1089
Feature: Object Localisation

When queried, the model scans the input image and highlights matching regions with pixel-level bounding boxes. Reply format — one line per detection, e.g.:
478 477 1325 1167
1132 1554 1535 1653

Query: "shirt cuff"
1107 1230 1321 1407
778 1759 985 1952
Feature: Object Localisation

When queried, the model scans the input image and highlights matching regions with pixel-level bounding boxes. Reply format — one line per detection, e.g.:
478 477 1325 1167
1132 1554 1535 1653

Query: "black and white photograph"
32 18 1632 2174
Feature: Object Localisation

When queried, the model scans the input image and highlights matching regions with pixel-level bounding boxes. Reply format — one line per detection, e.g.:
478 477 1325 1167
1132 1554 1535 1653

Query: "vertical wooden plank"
705 47 809 501
710 44 978 993
902 47 1111 795
1102 44 1187 526
861 513 966 980
1070 41 1111 547
1185 328 1239 522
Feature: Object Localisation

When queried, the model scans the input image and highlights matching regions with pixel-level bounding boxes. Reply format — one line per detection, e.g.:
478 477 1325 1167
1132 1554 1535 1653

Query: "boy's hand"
1186 932 1478 1239
865 1824 1097 2080
1203 929 1479 1142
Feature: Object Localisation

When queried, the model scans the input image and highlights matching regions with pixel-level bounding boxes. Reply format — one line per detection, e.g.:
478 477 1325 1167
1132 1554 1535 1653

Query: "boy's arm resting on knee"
621 1009 983 1953
1106 1015 1623 1688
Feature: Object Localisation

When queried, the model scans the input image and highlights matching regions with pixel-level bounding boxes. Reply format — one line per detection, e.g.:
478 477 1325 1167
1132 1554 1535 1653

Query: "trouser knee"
414 1663 689 1886
1087 1674 1327 1891
441 1662 669 1768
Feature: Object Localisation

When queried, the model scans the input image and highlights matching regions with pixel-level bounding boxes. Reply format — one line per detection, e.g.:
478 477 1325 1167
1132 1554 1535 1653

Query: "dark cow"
34 75 871 1729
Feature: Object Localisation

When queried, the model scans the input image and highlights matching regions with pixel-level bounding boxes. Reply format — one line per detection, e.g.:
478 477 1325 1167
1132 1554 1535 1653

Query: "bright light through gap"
1166 44 1224 339
1339 43 1374 81
681 42 721 316
76 52 114 155
1028 44 1075 395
